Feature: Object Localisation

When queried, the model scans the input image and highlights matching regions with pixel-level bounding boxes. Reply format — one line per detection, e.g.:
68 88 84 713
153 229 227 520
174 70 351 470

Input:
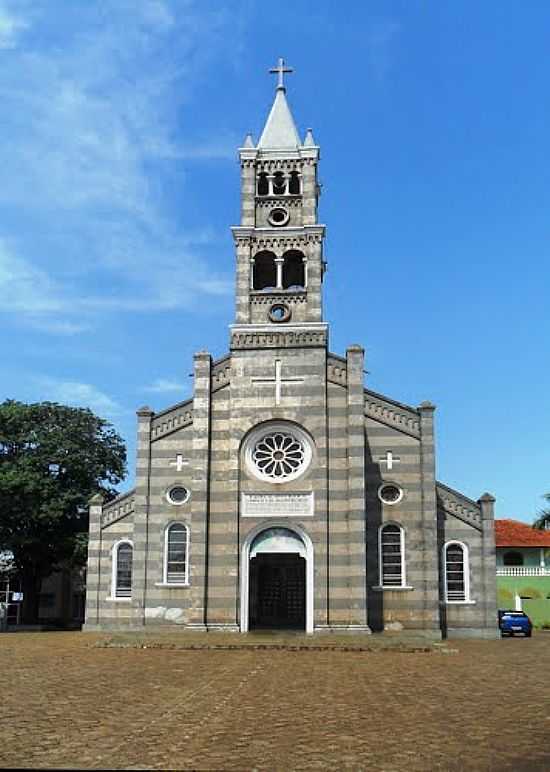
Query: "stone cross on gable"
169 454 189 472
378 450 401 471
269 57 293 90
252 359 304 406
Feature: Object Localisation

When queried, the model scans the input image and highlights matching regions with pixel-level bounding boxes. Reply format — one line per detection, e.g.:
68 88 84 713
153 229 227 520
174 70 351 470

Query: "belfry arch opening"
272 172 286 195
257 172 269 196
253 251 277 290
289 171 300 195
241 525 314 633
282 250 305 290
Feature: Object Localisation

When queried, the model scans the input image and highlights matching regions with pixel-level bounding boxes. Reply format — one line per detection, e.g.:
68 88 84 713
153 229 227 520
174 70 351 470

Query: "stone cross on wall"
378 450 401 471
252 359 304 406
169 454 189 472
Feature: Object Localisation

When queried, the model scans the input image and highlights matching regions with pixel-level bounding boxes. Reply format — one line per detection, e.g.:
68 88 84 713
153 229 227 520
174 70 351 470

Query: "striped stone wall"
437 485 498 638
230 342 330 629
85 345 497 638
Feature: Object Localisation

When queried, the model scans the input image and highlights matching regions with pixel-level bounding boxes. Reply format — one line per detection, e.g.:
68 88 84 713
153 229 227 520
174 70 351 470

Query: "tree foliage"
533 492 550 530
0 400 126 621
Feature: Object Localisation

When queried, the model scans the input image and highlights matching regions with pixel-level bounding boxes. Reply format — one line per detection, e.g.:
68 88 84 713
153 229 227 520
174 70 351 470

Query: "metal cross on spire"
269 57 293 91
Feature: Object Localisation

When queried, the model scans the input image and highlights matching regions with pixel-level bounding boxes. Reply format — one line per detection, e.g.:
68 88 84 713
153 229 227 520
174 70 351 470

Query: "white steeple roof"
257 87 301 150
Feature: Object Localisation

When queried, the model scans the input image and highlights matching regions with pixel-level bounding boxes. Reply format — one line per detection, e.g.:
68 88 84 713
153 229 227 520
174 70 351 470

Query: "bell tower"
231 59 326 342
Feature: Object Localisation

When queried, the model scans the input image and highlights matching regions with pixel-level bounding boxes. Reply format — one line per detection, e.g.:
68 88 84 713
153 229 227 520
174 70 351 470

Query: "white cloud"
144 378 186 393
37 377 122 417
0 238 64 313
0 2 28 49
0 1 239 333
368 20 400 83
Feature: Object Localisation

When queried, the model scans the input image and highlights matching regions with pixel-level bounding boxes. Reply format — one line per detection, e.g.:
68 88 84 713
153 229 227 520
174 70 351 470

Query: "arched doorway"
240 525 314 633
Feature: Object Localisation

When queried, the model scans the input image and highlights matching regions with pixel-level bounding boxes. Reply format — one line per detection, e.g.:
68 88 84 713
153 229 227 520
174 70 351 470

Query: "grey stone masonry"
188 352 212 630
479 493 498 635
344 346 368 628
418 402 441 632
133 406 154 627
83 493 103 628
84 72 497 639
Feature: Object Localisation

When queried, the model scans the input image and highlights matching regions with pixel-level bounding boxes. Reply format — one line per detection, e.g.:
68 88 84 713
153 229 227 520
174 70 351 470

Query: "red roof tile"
495 519 550 547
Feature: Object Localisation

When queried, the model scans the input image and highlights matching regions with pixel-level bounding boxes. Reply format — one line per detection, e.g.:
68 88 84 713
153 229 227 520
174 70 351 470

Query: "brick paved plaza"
2 632 549 770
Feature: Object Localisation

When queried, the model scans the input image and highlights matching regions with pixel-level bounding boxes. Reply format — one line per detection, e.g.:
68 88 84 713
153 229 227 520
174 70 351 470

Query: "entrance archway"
240 525 314 633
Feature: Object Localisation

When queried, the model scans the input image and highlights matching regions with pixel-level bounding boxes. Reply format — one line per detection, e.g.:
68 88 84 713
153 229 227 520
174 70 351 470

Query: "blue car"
498 609 532 637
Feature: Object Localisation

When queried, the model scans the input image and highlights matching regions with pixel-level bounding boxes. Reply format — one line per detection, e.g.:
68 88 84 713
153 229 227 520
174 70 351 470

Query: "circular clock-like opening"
268 207 289 226
378 484 403 505
244 423 313 484
268 303 291 323
167 486 190 505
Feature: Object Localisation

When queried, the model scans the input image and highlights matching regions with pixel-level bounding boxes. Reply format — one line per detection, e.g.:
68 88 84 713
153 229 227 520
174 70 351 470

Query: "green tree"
533 492 550 531
0 400 126 623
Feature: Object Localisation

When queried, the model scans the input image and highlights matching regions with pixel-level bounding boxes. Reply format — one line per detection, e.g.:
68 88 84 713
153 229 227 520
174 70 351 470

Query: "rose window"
251 430 308 481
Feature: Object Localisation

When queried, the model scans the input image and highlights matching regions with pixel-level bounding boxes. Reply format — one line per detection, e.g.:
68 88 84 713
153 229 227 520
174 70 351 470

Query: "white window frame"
109 539 133 602
443 540 472 604
377 482 404 506
378 523 407 589
160 522 190 587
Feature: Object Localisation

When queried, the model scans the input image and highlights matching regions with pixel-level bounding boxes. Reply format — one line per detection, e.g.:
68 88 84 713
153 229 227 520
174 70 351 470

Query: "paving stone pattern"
2 632 549 770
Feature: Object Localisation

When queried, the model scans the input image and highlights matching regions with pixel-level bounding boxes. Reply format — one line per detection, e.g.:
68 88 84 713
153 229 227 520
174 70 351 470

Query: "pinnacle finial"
269 57 293 91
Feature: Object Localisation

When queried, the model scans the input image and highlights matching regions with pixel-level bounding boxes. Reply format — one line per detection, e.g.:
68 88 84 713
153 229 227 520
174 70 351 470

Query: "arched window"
272 172 286 195
164 523 189 584
257 173 268 196
282 250 305 290
289 171 300 195
113 541 133 598
253 251 277 290
444 542 470 602
503 551 524 566
379 524 405 587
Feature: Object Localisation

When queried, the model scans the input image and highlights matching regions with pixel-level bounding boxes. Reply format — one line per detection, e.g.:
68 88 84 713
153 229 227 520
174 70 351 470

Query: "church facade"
84 64 498 638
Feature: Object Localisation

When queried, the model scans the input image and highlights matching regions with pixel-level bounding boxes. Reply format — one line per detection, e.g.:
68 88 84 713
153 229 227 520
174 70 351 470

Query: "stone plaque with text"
241 492 314 517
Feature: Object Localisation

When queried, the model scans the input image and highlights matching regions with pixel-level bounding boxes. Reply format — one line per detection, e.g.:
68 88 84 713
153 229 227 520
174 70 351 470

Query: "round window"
268 208 289 226
245 424 313 484
268 303 291 323
378 484 403 505
167 486 190 505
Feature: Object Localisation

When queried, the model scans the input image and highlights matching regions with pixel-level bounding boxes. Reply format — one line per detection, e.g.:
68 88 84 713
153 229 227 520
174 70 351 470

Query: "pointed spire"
243 133 255 148
258 58 301 150
258 88 301 149
303 128 316 147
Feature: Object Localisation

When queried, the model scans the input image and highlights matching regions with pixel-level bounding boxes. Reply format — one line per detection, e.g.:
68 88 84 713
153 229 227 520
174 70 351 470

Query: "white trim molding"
240 522 314 634
443 540 471 603
110 539 133 600
377 482 404 506
163 521 190 585
378 522 406 588
165 485 191 506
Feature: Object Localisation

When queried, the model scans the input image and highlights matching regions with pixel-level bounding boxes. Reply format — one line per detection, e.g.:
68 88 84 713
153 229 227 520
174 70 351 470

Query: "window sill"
154 582 190 588
446 600 476 605
105 596 132 603
372 585 414 592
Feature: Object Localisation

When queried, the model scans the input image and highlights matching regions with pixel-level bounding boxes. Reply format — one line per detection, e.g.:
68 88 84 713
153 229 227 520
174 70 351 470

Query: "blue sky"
1 0 548 522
